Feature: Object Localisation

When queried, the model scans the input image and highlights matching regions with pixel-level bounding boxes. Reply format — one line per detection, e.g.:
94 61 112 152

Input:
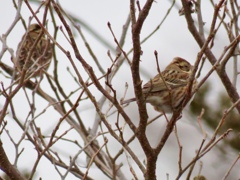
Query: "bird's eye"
179 63 190 71
29 24 41 32
34 25 41 31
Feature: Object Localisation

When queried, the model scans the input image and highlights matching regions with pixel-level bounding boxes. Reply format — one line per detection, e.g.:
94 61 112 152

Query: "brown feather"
16 24 53 77
121 57 197 113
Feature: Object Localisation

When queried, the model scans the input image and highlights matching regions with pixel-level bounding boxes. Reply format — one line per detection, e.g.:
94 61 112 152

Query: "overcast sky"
0 0 239 179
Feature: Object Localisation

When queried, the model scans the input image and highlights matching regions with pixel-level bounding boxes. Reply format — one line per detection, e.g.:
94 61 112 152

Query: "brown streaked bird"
121 57 197 113
15 23 53 77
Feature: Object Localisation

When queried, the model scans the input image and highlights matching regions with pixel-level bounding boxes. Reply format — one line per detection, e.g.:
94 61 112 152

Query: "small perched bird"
15 23 53 77
121 57 197 113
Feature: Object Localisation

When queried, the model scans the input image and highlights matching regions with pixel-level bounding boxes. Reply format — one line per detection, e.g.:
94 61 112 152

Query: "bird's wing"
142 70 189 94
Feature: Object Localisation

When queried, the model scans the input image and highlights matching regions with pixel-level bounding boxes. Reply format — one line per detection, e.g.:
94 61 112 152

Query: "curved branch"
181 0 240 114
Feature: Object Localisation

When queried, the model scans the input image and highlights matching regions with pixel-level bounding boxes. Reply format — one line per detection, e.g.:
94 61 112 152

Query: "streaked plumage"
16 23 53 77
121 57 197 113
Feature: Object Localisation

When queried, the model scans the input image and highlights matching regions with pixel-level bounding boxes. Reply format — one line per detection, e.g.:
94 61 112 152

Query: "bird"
15 23 53 77
121 57 197 113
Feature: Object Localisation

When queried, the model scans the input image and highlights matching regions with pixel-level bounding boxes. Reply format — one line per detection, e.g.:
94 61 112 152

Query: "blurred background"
0 0 239 179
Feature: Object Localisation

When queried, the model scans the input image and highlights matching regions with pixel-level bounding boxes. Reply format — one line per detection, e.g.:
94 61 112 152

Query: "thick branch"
130 1 157 180
130 0 154 146
0 141 26 180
